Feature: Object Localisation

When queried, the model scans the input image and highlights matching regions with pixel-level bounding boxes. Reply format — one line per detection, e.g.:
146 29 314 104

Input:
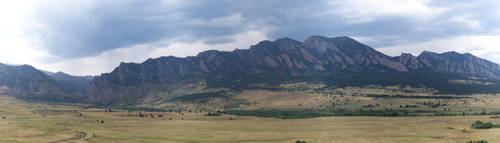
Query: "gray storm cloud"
2 0 500 75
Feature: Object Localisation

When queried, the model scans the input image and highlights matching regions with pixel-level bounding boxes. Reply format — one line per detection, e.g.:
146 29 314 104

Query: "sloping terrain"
85 36 500 106
0 64 73 102
2 36 500 107
0 64 93 102
49 72 93 99
1 95 500 143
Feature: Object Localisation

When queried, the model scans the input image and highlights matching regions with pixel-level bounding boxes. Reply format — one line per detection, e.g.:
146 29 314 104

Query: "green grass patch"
471 121 500 129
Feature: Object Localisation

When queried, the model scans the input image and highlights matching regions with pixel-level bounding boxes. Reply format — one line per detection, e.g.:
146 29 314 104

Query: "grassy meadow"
142 84 500 119
1 95 500 143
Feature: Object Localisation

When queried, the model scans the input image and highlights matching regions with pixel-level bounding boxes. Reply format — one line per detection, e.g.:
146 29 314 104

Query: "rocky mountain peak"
400 53 414 57
4 35 500 106
397 53 427 69
53 71 71 77
0 63 73 102
418 50 438 57
304 35 328 42
303 35 334 53
417 51 500 79
83 36 500 105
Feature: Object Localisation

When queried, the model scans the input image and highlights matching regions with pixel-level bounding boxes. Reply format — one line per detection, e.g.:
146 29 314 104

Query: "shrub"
204 112 221 116
471 121 500 129
466 140 488 143
295 140 307 143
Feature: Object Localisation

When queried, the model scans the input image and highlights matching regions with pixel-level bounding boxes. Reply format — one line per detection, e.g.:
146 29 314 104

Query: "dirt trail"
48 131 93 143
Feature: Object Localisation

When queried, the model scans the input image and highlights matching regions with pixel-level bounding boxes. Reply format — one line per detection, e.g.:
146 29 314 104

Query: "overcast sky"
1 0 499 75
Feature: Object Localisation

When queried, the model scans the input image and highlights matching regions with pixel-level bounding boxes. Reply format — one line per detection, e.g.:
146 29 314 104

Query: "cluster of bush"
223 109 328 119
399 104 418 108
223 109 419 119
366 94 467 99
466 140 488 143
72 110 83 116
204 112 221 116
418 101 448 108
471 121 500 129
169 91 228 103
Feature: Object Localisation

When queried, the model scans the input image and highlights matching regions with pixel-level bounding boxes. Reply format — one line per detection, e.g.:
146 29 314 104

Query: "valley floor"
1 95 500 143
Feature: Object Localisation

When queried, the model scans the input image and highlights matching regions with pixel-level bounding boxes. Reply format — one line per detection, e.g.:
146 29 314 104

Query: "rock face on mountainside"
49 72 93 98
0 64 93 102
3 36 498 105
417 51 500 79
85 36 500 105
0 64 73 102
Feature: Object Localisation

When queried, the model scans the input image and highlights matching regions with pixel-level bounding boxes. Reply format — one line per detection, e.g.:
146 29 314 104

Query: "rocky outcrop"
417 51 500 79
4 35 499 105
85 36 500 105
49 72 93 98
0 64 74 102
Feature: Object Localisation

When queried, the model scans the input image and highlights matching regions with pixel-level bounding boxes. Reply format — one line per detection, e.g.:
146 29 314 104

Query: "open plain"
1 95 500 143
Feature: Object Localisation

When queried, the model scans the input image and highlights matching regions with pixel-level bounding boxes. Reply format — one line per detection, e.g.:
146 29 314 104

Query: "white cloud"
194 13 245 27
377 35 500 64
0 1 52 65
37 30 270 76
323 0 447 23
0 36 52 65
1 1 499 76
184 12 271 33
449 14 481 31
350 36 378 44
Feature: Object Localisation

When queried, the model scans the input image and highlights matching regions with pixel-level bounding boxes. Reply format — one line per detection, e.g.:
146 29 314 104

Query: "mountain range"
0 64 92 102
1 35 500 106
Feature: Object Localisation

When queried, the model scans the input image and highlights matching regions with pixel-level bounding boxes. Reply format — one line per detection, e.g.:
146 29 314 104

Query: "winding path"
48 131 93 143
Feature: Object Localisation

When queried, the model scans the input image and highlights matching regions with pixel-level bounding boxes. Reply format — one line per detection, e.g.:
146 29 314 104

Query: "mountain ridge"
1 35 499 105
0 64 93 102
0 63 72 102
85 35 500 106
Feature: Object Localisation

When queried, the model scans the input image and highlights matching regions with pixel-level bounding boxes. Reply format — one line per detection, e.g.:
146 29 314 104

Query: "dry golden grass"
235 90 328 110
230 85 500 116
1 95 500 143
